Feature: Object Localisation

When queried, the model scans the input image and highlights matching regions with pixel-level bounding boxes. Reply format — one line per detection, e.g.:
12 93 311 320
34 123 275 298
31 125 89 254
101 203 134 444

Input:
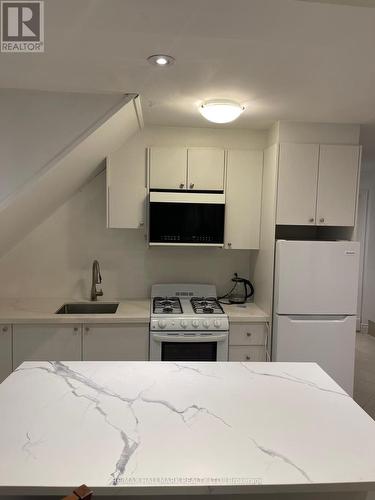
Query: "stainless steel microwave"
148 191 225 246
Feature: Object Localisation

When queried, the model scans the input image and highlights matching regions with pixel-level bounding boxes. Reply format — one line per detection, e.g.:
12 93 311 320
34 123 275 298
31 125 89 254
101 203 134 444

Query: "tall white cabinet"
106 135 147 229
276 143 360 227
224 150 263 249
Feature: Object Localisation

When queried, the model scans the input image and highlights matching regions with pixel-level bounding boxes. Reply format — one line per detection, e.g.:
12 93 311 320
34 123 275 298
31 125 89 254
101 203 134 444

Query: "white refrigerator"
273 240 360 395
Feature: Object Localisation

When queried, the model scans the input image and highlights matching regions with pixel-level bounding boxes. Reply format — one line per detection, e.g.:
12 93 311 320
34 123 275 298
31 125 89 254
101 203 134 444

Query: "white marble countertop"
0 299 269 324
0 361 375 496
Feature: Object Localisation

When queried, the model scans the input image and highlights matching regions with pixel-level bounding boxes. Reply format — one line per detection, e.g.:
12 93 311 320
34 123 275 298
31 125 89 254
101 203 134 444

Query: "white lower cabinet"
228 322 267 362
83 324 149 361
0 325 12 382
13 324 82 369
229 346 266 362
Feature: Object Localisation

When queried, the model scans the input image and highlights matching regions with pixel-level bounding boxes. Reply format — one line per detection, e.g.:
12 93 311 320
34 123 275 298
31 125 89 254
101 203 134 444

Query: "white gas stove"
149 284 229 361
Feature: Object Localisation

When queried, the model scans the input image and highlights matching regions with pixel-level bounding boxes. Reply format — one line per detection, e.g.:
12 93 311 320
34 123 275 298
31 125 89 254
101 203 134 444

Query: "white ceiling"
2 0 375 128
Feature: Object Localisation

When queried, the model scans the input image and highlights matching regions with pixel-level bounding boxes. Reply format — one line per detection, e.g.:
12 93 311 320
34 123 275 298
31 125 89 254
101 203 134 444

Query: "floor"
354 332 375 418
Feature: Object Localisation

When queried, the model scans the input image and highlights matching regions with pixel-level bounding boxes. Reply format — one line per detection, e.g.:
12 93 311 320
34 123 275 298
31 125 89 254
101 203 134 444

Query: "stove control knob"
192 319 200 328
158 319 167 329
203 319 210 328
180 320 187 328
214 319 221 328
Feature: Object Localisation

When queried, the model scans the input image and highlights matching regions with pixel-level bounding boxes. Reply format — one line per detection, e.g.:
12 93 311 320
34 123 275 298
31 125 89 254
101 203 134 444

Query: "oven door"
150 332 229 361
149 192 225 246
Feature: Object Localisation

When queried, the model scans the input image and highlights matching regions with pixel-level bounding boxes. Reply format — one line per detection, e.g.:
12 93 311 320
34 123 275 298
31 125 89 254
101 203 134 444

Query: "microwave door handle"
152 334 228 343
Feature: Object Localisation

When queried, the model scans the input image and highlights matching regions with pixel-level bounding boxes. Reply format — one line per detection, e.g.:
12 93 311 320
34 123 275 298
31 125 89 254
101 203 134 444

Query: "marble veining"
1 361 375 496
240 363 349 397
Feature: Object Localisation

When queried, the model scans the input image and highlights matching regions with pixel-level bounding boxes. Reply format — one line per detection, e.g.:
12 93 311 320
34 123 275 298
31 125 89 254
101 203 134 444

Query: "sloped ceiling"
0 94 143 258
0 90 127 203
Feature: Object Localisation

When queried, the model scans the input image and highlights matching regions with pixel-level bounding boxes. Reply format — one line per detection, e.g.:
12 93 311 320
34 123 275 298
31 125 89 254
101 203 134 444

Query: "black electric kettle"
220 273 254 304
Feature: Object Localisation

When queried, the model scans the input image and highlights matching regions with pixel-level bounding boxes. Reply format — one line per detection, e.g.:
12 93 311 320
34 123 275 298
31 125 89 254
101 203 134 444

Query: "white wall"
0 171 254 299
0 89 123 202
0 124 267 299
358 125 375 327
359 165 375 326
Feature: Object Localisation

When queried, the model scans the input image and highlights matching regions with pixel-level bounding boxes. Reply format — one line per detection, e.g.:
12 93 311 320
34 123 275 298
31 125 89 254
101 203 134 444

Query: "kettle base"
228 297 246 304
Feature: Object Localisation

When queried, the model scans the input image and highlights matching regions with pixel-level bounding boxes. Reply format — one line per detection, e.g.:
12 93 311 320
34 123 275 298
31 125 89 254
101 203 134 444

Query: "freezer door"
274 240 360 314
272 314 355 395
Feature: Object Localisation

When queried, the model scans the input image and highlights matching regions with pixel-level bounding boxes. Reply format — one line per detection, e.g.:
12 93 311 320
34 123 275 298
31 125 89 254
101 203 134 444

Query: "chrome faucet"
91 260 103 301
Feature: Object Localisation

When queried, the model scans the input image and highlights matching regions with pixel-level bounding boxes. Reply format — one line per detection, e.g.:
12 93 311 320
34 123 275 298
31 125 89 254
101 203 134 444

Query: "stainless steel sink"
56 302 119 314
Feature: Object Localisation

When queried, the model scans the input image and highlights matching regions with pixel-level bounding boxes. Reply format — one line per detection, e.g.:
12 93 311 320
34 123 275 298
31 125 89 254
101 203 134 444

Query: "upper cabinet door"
107 134 147 229
225 150 263 249
276 143 319 225
316 145 360 227
149 147 187 190
187 148 225 191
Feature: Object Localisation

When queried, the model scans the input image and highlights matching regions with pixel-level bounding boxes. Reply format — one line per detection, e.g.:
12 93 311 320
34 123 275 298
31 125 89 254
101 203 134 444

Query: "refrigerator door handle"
285 315 350 322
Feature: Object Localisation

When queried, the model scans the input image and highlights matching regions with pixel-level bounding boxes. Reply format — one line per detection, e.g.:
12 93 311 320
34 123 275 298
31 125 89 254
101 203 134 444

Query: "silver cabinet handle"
320 217 325 223
179 183 184 189
2 326 8 333
309 218 314 223
246 355 251 360
190 183 195 189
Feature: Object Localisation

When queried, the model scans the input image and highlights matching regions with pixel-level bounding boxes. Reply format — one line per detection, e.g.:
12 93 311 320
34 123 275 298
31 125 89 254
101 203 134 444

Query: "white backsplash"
0 171 254 299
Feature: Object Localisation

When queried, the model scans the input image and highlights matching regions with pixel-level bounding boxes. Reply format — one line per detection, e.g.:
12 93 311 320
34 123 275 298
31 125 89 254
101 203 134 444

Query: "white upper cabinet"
149 147 187 190
224 150 263 250
316 145 360 227
276 143 319 225
276 143 360 227
148 147 225 191
187 149 225 191
106 134 147 229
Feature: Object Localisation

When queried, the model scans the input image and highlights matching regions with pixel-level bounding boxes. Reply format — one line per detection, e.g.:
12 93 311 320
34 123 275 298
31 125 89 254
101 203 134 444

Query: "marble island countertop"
0 298 269 324
0 361 375 496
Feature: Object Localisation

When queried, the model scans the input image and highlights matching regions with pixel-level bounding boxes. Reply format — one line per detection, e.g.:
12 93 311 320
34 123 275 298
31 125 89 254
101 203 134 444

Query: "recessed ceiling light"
147 54 175 66
198 99 245 124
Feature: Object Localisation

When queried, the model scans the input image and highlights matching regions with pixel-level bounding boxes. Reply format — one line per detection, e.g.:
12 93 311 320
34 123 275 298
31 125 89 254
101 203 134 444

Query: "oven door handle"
152 334 228 343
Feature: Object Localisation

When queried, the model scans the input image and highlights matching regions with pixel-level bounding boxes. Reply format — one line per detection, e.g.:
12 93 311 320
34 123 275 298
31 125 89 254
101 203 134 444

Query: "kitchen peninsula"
0 361 375 499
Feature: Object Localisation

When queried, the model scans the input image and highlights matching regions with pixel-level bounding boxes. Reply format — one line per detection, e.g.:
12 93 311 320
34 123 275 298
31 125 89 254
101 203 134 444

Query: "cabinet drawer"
229 346 266 362
229 323 266 346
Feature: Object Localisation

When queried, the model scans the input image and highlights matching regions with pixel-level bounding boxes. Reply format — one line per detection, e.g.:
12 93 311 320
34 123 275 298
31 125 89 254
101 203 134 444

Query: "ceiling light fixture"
147 54 175 66
198 99 245 124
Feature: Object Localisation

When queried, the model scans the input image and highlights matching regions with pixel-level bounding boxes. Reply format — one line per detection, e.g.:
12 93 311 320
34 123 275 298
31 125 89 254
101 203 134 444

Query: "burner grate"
191 297 224 315
153 296 182 314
